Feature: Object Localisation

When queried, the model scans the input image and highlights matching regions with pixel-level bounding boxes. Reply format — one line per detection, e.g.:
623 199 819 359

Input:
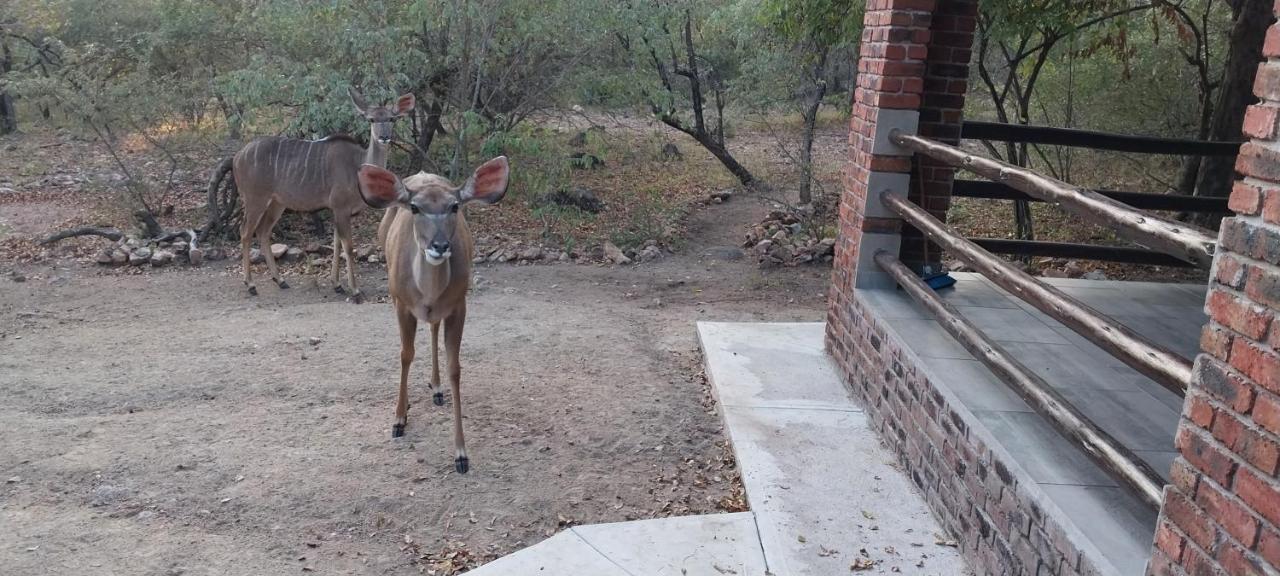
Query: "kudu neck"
365 139 389 167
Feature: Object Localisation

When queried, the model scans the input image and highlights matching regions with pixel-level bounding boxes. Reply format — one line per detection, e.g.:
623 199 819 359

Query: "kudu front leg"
393 308 417 438
334 213 363 303
430 321 444 406
445 309 468 473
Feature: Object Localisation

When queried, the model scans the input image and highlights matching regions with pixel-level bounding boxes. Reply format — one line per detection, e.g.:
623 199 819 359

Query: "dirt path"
0 196 829 575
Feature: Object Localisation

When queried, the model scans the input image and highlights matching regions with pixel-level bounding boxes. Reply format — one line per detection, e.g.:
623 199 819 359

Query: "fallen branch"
40 226 123 245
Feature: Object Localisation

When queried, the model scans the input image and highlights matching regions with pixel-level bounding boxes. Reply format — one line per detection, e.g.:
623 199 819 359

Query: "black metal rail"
971 238 1196 268
960 121 1242 157
952 180 1230 213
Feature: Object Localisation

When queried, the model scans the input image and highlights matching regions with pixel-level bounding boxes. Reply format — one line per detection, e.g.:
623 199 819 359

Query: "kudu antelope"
356 157 509 474
231 88 414 301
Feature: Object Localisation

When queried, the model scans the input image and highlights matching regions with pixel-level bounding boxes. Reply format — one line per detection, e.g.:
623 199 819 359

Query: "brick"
1235 466 1280 527
1196 480 1260 547
1233 181 1265 216
1244 105 1280 140
1255 392 1280 436
1193 356 1257 412
1256 62 1280 103
1155 520 1187 563
1230 339 1280 394
1177 426 1238 487
1216 410 1280 475
1201 324 1235 361
1164 487 1216 551
1244 263 1280 309
1186 393 1216 430
1260 527 1280 567
1206 289 1272 341
1266 22 1280 58
1217 543 1266 576
1182 543 1225 576
1215 254 1248 291
1171 458 1202 495
1220 218 1280 266
1238 142 1280 183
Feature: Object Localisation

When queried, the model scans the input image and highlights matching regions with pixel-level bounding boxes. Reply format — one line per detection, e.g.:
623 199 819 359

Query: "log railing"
874 250 1165 509
881 192 1193 396
891 129 1219 269
960 120 1242 156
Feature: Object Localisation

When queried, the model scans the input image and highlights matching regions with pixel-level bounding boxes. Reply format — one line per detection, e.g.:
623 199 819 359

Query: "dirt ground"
0 192 830 575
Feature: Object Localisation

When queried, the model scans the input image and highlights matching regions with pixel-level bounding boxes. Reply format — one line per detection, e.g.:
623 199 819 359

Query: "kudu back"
356 157 509 474
231 88 413 301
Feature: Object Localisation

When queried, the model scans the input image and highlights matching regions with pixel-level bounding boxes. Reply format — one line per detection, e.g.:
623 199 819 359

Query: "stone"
97 251 115 265
1083 270 1109 281
285 247 304 262
129 248 151 266
367 254 380 264
603 242 631 265
250 248 264 264
639 245 663 262
10 271 25 283
519 246 543 261
355 245 376 261
0 187 15 195
303 242 325 254
110 250 129 265
172 241 188 253
205 247 227 261
754 240 774 255
150 250 175 267
270 243 288 260
710 189 733 202
187 248 204 266
1064 260 1086 278
1042 268 1069 278
771 230 788 242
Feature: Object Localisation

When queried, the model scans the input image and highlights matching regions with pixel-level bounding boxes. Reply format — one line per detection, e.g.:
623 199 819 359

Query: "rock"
770 230 788 242
661 143 682 160
129 248 151 266
709 189 733 203
309 337 322 346
1064 260 1086 278
285 247 304 262
205 247 227 261
249 248 264 264
110 250 129 265
539 187 604 213
638 245 663 262
270 243 288 260
355 245 376 261
603 241 631 265
187 248 204 266
367 254 380 264
1042 268 1069 278
1082 270 1109 281
172 241 188 253
6 476 19 483
150 250 175 267
558 251 570 262
753 240 774 255
519 246 543 261
97 251 115 265
0 187 15 195
303 242 326 254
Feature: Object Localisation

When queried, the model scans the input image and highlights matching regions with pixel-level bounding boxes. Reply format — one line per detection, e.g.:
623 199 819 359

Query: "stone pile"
742 211 836 267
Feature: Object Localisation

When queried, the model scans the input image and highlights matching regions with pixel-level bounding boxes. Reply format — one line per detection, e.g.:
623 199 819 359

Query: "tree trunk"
0 38 15 135
700 135 755 187
1193 0 1274 207
413 99 444 171
799 77 827 205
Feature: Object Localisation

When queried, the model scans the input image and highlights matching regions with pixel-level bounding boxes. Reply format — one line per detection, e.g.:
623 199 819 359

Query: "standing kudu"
231 88 414 301
355 157 509 474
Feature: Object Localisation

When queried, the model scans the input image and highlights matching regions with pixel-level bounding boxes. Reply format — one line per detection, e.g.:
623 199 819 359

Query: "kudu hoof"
455 456 470 474
247 285 258 296
276 279 290 290
433 392 445 406
391 423 405 438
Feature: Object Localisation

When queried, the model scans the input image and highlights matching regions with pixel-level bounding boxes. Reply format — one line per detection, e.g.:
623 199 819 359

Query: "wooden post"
873 251 1165 509
890 130 1218 269
881 192 1193 396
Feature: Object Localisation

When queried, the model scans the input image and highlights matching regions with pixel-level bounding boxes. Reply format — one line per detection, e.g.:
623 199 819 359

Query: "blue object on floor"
923 272 956 291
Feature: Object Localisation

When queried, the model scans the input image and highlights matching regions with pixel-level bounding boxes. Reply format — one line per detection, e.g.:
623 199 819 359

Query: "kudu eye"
450 203 459 214
409 204 420 215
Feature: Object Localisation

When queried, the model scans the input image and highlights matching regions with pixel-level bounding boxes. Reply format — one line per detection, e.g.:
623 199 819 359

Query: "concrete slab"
572 513 767 576
699 322 970 576
466 529 630 576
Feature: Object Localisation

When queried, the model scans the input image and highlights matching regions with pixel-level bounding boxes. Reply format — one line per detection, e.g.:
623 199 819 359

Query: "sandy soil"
0 195 830 575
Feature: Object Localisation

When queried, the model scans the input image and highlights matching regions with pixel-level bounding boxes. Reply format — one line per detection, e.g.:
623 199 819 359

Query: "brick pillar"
827 0 977 341
1148 16 1280 576
899 2 978 274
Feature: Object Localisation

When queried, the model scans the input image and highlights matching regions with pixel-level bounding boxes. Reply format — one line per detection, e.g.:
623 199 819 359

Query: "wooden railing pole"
873 251 1165 509
880 192 1193 396
890 130 1218 269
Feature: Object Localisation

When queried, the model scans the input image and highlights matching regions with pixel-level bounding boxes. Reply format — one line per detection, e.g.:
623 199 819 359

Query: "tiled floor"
862 272 1204 576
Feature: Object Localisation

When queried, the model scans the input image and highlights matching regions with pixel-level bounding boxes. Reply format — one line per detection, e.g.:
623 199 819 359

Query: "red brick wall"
1149 14 1280 576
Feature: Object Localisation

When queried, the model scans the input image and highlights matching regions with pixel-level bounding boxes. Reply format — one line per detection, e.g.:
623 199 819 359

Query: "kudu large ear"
459 156 509 205
357 164 409 209
348 87 370 116
394 93 415 117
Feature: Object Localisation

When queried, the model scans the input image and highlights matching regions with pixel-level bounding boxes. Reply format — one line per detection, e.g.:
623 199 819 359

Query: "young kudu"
356 157 509 474
231 88 414 301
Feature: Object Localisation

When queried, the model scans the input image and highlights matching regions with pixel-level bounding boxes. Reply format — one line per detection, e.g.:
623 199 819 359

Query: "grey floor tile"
860 288 931 320
936 277 1022 309
1039 484 1158 576
1056 388 1179 452
883 318 973 360
972 411 1118 486
1135 450 1179 482
1135 379 1189 412
996 341 1148 392
919 357 1032 412
953 306 1070 345
1110 314 1205 359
